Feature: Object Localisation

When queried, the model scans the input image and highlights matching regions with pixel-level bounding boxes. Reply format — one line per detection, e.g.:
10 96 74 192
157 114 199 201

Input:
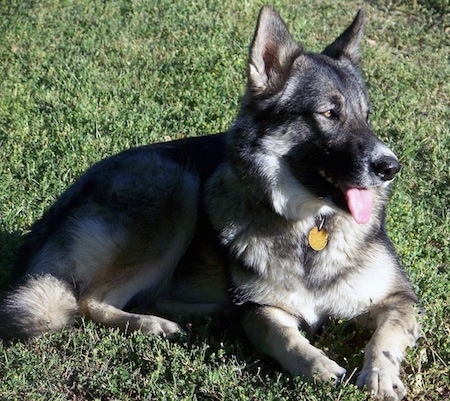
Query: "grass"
0 0 448 400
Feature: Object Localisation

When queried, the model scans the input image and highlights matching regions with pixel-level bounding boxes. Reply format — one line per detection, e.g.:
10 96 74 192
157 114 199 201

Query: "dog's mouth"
317 170 373 224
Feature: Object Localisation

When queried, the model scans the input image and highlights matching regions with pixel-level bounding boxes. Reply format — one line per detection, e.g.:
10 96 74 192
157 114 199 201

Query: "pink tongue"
342 187 373 224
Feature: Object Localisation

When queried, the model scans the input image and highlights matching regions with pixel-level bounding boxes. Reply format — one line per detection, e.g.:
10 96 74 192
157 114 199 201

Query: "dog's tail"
0 274 79 340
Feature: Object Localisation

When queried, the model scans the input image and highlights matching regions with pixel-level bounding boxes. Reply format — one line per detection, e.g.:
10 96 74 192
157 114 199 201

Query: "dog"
0 6 419 400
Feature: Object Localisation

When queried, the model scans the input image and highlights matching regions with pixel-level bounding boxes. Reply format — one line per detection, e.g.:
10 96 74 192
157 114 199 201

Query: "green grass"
0 0 448 400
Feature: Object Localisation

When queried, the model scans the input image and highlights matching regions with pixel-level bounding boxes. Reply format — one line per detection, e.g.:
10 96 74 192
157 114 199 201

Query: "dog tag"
308 226 328 251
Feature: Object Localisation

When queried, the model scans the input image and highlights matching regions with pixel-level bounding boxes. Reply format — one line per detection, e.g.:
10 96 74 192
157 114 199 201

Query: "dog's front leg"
356 300 420 400
241 305 346 383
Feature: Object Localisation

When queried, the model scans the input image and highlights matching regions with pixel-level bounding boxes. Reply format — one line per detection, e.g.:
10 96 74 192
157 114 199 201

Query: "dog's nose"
373 155 401 181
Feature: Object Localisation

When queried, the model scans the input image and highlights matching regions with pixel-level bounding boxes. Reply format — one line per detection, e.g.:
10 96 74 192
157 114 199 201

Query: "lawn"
0 0 448 400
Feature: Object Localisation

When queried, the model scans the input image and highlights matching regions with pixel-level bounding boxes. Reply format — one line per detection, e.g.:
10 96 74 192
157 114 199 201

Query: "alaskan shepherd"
1 6 419 400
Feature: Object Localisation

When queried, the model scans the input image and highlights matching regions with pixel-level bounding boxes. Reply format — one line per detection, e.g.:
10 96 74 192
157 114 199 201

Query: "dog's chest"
233 216 357 281
230 216 387 325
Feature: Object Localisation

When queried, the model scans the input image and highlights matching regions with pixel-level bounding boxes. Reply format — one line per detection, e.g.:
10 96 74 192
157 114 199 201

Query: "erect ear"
322 9 365 65
248 6 302 97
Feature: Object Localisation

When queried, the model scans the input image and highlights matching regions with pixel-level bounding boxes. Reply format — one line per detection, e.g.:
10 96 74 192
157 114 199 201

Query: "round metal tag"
308 226 328 251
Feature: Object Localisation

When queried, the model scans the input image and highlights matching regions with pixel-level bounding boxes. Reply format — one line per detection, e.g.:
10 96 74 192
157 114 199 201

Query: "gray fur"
1 6 419 401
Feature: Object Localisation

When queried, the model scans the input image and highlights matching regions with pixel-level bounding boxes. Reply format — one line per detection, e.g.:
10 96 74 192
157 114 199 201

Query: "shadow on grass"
0 230 23 294
368 0 448 17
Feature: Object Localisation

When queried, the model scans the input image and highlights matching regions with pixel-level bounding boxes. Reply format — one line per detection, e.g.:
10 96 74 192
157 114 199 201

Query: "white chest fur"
230 211 395 328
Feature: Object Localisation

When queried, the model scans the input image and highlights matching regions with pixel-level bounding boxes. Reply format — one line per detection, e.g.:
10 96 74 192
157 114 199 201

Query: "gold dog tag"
308 226 328 251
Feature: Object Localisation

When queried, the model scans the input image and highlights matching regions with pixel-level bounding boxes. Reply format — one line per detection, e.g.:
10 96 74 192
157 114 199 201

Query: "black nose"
373 155 401 181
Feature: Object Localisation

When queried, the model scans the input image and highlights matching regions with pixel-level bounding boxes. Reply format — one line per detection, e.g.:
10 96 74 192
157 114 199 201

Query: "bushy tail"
0 274 79 340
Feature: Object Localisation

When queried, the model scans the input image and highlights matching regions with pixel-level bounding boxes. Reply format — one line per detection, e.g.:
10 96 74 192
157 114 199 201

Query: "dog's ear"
322 9 365 65
248 6 302 97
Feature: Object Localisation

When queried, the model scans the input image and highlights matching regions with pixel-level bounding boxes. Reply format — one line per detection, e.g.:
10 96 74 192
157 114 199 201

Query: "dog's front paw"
357 368 406 401
310 354 347 385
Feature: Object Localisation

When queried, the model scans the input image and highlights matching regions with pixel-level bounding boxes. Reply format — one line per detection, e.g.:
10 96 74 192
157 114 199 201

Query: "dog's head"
230 6 400 224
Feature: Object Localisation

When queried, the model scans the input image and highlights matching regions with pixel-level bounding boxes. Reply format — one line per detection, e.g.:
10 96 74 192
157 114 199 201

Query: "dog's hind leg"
74 162 200 338
77 230 193 338
80 296 184 338
77 216 194 338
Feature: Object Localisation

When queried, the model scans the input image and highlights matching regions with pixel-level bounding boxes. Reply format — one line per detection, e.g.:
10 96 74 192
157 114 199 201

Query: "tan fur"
1 275 78 338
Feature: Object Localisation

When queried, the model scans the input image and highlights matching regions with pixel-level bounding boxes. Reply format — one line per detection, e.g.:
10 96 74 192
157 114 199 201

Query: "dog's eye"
321 110 338 119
